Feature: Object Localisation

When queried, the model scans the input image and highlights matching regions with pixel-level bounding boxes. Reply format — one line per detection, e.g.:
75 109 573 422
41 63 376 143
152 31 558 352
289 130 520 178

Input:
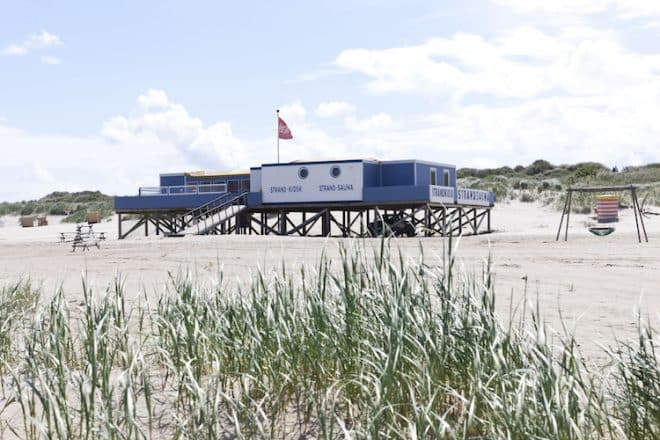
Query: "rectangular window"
242 180 250 192
443 170 450 187
430 168 437 186
228 180 239 192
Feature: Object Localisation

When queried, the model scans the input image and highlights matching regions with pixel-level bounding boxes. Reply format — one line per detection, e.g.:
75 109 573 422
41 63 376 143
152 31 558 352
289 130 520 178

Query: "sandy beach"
0 201 658 360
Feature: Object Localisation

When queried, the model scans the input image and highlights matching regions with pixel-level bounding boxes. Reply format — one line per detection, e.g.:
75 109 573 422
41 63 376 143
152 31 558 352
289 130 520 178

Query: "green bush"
520 192 536 202
526 159 555 175
48 203 69 216
513 180 531 190
0 191 113 219
19 205 36 216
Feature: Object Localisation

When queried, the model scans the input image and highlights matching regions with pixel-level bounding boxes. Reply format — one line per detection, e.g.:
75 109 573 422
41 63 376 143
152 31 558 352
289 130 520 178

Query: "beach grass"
0 239 658 438
0 280 39 370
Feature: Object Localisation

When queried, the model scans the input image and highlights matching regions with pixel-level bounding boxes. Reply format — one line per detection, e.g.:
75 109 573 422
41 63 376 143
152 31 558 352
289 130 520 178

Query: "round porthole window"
330 166 341 178
298 167 309 179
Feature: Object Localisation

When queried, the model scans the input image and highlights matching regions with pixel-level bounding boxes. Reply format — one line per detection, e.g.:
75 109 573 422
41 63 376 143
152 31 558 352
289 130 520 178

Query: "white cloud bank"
0 90 246 201
102 89 246 170
1 30 62 56
334 23 660 168
316 101 356 118
494 0 660 20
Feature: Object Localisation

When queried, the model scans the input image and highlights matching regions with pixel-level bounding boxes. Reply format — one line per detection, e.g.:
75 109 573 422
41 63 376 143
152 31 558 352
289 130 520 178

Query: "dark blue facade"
363 185 429 203
380 162 415 186
377 160 457 187
115 193 222 211
414 162 456 187
159 174 185 187
362 161 380 187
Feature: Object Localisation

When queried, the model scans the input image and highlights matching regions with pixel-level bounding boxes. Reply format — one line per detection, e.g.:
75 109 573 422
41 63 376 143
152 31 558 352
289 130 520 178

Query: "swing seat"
588 226 615 236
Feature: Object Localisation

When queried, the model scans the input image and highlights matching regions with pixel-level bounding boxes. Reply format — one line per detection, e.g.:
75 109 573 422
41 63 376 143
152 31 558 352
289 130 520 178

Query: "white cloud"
344 113 393 132
1 30 62 56
271 101 353 162
136 89 169 109
332 22 660 168
336 26 660 100
316 101 356 118
41 55 61 65
495 0 660 18
0 90 252 201
0 122 186 201
278 101 307 121
102 89 246 171
493 0 609 15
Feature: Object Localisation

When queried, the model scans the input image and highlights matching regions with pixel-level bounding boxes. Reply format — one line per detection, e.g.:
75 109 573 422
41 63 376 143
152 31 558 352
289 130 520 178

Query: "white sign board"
429 185 455 204
456 188 491 206
261 162 363 203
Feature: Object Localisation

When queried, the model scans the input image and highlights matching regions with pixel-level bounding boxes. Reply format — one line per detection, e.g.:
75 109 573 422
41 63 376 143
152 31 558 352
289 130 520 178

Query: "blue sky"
2 0 660 200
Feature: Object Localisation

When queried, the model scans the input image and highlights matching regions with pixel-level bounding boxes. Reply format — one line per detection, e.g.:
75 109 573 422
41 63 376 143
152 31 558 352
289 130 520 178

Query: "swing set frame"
556 185 648 243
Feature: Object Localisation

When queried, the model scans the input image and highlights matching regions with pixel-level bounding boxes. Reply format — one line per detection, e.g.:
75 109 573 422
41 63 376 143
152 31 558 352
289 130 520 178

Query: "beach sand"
0 201 658 360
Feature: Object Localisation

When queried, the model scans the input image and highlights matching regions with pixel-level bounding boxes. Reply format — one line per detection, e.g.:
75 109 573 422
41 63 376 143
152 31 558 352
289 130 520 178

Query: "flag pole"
276 109 280 164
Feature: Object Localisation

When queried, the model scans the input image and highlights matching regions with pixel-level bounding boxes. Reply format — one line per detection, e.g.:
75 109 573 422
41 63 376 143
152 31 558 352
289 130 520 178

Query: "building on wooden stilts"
114 159 495 239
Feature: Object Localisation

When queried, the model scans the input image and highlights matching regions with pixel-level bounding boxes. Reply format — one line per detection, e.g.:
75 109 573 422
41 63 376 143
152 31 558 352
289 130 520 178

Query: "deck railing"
138 184 228 196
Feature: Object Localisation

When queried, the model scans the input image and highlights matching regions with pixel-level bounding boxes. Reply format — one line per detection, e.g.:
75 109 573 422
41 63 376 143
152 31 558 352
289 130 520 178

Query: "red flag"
278 117 293 140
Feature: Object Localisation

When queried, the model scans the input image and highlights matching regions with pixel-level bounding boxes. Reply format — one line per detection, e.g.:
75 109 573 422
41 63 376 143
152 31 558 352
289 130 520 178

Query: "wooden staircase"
176 192 248 235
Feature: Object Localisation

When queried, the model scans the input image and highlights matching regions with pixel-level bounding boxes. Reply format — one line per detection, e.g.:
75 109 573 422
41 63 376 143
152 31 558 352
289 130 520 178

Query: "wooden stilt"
556 191 569 241
631 189 642 243
633 189 648 242
564 191 572 241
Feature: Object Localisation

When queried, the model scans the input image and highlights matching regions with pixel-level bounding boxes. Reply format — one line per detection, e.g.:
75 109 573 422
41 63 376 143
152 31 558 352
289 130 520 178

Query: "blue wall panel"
363 162 380 187
115 194 221 211
415 163 432 185
363 185 429 203
160 174 185 186
381 162 415 186
414 163 456 187
247 192 262 207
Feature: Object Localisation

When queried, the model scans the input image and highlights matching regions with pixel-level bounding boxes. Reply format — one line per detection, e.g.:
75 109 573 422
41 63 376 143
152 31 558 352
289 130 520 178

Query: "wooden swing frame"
556 185 648 243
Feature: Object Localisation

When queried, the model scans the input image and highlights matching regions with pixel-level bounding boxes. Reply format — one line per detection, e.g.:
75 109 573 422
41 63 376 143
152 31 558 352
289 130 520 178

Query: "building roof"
184 170 250 178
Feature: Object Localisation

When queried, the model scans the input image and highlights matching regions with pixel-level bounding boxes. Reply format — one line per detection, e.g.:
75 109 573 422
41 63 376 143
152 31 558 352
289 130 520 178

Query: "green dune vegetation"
458 160 660 213
0 191 113 223
0 241 657 438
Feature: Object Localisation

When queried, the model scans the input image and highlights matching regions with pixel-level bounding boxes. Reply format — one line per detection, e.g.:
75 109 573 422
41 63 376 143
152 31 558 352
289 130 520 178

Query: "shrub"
48 203 69 215
526 159 555 175
19 204 36 216
62 209 87 223
520 192 535 202
573 162 608 179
